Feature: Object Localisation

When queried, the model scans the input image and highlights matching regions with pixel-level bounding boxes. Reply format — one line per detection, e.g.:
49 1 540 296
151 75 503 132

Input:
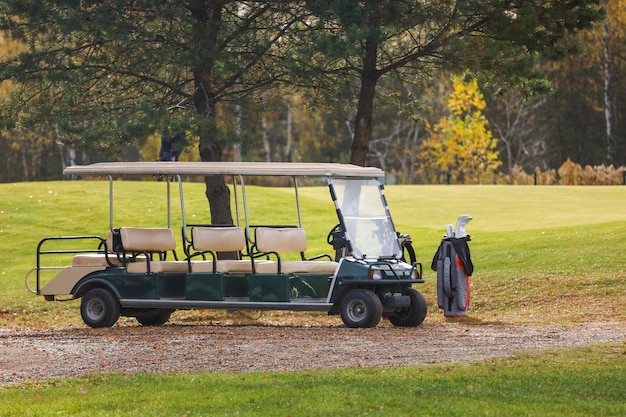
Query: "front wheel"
80 288 121 328
388 288 427 327
340 289 383 328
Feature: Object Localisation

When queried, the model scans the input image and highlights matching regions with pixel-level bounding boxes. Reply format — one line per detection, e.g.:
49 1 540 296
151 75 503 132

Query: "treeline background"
1 1 624 185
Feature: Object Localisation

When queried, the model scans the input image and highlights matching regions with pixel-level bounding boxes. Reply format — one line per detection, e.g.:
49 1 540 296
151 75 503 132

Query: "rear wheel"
340 289 383 328
388 288 427 327
135 309 173 326
80 288 121 328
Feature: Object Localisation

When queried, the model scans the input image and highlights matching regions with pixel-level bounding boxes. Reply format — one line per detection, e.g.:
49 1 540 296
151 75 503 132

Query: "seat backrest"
106 230 115 253
192 227 246 252
119 227 177 252
255 227 307 253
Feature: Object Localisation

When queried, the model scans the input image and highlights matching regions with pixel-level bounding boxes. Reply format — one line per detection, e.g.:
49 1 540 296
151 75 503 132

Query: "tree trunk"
262 116 271 162
350 35 379 167
602 1 614 164
191 0 234 226
285 105 292 161
199 140 233 226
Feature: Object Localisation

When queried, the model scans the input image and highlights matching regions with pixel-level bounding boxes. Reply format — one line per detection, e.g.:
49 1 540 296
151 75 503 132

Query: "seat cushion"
127 260 189 273
192 227 246 252
254 260 338 274
120 227 177 252
255 227 307 253
191 259 255 273
72 254 121 267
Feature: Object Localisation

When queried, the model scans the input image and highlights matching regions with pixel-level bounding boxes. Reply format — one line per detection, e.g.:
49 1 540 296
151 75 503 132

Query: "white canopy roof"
63 161 385 178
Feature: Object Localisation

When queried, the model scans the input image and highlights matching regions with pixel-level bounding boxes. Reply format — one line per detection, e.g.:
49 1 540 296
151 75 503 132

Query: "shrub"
507 161 624 185
414 159 624 185
535 166 557 185
558 158 583 185
580 164 624 185
510 165 533 185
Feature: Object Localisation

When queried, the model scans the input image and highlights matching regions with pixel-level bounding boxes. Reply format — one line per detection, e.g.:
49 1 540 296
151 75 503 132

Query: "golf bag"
431 236 473 317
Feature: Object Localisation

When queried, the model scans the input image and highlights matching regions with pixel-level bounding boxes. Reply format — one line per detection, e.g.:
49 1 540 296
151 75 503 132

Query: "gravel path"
1 321 624 386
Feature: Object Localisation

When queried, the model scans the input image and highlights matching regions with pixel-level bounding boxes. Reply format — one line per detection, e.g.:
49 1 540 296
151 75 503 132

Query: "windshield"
330 178 401 260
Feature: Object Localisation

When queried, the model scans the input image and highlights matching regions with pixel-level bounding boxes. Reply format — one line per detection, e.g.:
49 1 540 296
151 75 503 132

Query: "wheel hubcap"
86 299 105 321
347 300 366 321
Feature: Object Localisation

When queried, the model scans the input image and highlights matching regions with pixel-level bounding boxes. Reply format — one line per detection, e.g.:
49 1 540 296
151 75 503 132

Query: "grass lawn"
1 181 624 326
0 180 625 415
0 343 624 416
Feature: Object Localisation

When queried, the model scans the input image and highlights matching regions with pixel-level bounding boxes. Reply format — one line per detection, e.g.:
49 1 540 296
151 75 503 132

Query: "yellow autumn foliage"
418 74 501 184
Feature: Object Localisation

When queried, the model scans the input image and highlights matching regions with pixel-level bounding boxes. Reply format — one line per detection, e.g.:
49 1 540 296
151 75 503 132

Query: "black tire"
80 288 121 328
388 288 428 327
135 309 173 326
340 289 383 328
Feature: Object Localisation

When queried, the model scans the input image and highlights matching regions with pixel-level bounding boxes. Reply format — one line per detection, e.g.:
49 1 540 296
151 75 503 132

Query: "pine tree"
0 1 305 223
302 0 604 166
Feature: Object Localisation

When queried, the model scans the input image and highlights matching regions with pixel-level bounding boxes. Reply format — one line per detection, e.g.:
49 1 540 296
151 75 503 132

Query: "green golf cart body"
26 162 427 328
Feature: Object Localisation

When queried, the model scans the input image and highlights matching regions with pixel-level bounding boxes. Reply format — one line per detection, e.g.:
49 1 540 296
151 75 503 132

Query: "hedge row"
505 159 625 185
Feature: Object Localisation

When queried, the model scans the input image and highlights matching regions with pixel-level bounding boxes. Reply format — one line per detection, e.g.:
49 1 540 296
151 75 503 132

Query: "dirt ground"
1 321 624 386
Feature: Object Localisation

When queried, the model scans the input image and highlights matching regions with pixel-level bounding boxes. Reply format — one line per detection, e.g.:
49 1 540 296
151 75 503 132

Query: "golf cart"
26 162 427 328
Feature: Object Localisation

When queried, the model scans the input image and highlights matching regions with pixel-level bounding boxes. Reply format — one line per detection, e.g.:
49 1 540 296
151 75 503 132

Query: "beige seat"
72 254 122 267
253 227 338 274
119 227 188 273
71 231 122 267
189 227 257 273
126 259 189 273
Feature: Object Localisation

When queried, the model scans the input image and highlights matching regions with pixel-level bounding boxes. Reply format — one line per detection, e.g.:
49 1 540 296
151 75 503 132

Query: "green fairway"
1 181 625 415
387 184 626 232
2 181 624 326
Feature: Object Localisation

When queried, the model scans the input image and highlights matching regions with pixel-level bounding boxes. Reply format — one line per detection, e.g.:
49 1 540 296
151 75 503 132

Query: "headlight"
370 269 383 280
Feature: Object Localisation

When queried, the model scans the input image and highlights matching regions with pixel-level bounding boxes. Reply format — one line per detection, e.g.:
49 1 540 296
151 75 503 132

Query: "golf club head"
455 214 472 238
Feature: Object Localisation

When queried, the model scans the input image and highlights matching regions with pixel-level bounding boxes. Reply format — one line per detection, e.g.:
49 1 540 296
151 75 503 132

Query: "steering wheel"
327 223 343 245
327 223 346 262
